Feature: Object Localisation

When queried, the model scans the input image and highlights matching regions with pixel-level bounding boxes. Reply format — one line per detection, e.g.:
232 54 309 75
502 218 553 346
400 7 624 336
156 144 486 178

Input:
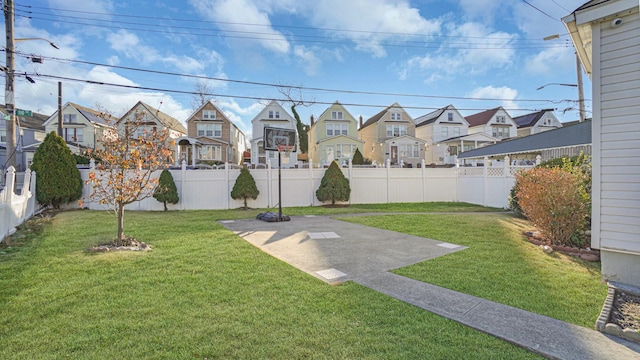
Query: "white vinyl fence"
1 167 37 242
76 156 533 212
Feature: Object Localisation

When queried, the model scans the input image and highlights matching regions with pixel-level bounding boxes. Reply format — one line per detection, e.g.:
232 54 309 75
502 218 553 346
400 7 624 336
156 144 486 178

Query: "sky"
4 0 592 140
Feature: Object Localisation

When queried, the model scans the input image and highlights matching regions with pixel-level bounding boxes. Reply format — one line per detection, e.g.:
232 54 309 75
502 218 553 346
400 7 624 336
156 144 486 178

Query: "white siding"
596 10 640 255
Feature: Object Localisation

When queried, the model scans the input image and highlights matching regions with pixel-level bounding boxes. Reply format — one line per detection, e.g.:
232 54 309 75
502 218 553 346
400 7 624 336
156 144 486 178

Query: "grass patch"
342 213 607 328
0 208 538 359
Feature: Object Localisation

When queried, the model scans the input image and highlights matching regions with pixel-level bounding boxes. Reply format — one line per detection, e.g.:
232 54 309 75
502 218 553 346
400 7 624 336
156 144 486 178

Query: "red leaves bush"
515 167 589 247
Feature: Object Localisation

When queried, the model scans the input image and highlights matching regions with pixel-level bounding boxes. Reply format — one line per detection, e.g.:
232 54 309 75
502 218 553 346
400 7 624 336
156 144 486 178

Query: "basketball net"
277 145 294 164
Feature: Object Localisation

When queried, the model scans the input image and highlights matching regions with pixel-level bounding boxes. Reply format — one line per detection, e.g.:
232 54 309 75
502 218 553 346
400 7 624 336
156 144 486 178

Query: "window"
447 113 453 121
268 110 280 119
197 123 222 137
331 111 343 120
326 123 348 136
0 130 6 143
448 146 458 155
453 127 460 137
390 112 402 120
386 124 407 137
202 110 216 120
63 114 77 123
335 144 355 159
399 144 419 157
496 116 506 124
441 127 448 138
198 145 221 160
64 128 83 143
492 126 509 138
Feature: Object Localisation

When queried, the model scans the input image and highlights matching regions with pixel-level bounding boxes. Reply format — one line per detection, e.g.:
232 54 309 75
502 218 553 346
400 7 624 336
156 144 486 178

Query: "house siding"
597 10 640 258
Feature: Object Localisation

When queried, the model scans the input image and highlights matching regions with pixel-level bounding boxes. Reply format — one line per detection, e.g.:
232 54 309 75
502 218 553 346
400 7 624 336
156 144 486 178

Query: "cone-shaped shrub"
153 169 179 211
352 148 364 165
231 167 259 209
30 131 83 208
316 161 350 205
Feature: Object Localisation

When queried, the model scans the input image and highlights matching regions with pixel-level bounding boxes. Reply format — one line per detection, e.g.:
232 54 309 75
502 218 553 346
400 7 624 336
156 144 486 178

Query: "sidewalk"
221 215 640 359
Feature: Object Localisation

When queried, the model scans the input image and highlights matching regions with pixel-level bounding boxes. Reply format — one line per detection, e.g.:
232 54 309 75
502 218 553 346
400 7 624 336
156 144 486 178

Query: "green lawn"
342 213 607 328
0 203 601 359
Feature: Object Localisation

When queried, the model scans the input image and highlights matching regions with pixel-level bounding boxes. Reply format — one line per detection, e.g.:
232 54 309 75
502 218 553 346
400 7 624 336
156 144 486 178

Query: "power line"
17 13 567 51
521 0 561 22
17 3 566 42
8 49 587 103
23 72 556 112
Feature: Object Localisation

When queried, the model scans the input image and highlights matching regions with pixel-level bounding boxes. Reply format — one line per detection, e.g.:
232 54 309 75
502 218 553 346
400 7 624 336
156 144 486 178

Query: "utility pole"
576 53 586 122
4 0 16 170
58 82 62 136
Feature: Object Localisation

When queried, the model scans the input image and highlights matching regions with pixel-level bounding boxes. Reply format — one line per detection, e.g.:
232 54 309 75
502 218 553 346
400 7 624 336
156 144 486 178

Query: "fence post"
504 156 510 209
421 159 426 202
5 167 16 236
309 160 314 206
348 159 352 205
483 156 488 207
455 158 460 202
180 160 186 210
267 162 273 208
536 155 542 166
225 162 230 210
386 158 391 203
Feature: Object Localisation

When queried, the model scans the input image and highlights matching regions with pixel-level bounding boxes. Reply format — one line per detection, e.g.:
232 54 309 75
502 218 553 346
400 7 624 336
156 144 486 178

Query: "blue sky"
5 0 591 139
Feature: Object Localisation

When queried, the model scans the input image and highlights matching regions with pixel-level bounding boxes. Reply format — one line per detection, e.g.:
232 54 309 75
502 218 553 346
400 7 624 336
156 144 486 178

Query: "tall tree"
86 110 174 245
30 131 83 208
278 87 311 154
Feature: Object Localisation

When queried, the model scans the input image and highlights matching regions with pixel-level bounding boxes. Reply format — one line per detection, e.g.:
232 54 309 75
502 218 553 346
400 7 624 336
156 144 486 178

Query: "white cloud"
525 46 575 75
293 45 321 76
47 0 114 15
468 86 519 110
188 0 291 54
398 21 516 83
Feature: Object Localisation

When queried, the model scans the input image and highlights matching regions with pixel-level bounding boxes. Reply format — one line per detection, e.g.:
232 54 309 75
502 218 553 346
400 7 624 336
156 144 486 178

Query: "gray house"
1 105 48 172
563 0 640 287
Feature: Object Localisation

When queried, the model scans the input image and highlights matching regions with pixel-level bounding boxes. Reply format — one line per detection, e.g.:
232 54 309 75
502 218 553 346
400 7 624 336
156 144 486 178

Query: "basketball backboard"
263 126 297 152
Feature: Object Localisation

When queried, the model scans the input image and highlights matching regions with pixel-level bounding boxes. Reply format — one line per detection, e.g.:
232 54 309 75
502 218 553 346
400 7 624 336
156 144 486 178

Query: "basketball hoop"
277 145 294 164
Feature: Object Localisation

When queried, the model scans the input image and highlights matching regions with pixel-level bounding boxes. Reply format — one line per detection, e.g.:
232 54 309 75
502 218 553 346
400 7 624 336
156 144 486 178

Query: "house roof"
316 134 364 145
1 104 48 131
136 102 187 134
437 132 498 144
360 102 403 129
458 120 591 159
513 109 554 128
464 107 501 127
414 106 449 127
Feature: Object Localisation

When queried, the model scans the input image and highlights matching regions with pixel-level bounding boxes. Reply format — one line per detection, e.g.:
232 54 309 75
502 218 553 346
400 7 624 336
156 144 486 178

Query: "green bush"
316 161 350 205
153 169 179 211
352 148 364 165
231 167 259 209
30 132 83 208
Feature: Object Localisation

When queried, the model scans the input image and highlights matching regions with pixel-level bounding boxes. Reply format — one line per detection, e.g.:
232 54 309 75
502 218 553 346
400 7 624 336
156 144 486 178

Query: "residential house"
465 107 518 140
563 0 640 287
119 101 187 163
42 102 118 155
1 105 48 172
250 100 298 168
308 101 364 166
177 101 247 166
414 104 497 165
358 102 425 167
458 120 591 165
513 109 563 137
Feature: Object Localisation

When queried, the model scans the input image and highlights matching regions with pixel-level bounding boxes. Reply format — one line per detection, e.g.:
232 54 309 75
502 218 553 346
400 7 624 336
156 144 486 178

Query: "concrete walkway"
220 215 640 359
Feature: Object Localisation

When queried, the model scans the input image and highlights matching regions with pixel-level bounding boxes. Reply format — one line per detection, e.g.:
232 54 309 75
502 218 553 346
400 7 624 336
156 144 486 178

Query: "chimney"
310 114 314 126
359 115 363 128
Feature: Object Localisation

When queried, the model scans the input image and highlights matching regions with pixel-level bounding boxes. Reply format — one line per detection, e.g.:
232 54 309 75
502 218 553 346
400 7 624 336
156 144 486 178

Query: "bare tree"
278 86 312 154
191 80 215 111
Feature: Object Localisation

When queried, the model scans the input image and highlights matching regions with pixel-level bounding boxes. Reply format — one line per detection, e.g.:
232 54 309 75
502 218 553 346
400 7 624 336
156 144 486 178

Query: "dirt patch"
523 230 599 261
87 237 151 252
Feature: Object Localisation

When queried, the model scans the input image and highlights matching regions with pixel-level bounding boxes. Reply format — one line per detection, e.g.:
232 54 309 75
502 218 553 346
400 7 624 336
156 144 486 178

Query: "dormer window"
269 110 280 119
391 112 402 121
63 114 77 123
202 110 216 120
331 111 343 120
448 113 453 121
496 116 506 124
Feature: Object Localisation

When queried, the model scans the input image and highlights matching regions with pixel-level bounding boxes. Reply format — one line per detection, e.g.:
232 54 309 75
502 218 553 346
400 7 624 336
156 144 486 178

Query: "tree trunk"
244 196 248 210
163 200 168 211
117 202 125 245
